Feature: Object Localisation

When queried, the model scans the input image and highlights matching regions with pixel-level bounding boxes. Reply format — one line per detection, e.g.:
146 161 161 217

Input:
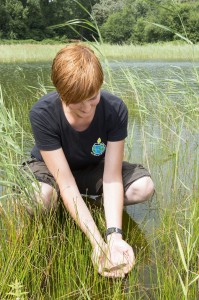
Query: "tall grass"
120 65 199 299
0 44 64 63
0 42 199 63
0 83 149 298
97 42 199 62
0 48 199 298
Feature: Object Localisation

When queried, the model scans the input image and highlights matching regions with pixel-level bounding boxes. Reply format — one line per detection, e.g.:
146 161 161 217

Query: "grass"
0 50 199 299
97 42 199 62
0 44 65 64
0 42 199 63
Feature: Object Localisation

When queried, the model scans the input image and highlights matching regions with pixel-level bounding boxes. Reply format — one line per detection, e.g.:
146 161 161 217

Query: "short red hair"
51 44 104 104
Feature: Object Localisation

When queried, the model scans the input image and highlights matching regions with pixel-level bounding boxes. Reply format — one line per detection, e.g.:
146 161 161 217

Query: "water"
1 61 199 98
0 60 198 232
0 60 198 297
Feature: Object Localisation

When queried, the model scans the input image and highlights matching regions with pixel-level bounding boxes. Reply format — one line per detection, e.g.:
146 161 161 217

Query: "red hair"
51 44 104 104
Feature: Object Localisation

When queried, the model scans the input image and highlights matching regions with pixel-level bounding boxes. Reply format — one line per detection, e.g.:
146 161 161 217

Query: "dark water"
0 60 198 234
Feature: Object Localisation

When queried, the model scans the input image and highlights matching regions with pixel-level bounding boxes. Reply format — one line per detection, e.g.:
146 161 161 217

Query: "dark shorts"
21 157 151 197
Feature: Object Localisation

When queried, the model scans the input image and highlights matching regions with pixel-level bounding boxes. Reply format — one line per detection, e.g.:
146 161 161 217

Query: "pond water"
1 60 199 97
0 60 198 236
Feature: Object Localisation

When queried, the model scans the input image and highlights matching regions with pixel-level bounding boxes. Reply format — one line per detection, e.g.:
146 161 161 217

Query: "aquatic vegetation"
0 57 198 299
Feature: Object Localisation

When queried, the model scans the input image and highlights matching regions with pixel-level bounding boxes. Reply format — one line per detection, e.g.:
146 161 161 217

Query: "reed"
0 47 198 298
119 64 199 299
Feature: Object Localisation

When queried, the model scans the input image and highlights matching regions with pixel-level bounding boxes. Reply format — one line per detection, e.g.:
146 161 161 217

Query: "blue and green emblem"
91 138 106 156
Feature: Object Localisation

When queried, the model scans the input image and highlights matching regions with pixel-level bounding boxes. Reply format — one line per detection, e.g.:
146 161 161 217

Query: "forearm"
103 179 124 229
40 149 105 250
60 182 105 249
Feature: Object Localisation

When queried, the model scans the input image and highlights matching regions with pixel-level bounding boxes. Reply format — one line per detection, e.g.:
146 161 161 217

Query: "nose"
81 101 91 112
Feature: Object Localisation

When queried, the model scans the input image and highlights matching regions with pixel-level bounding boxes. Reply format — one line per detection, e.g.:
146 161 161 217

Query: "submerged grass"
0 50 199 298
0 42 199 63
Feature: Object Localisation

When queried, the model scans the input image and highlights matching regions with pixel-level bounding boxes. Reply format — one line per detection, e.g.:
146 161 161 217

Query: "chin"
77 112 88 118
80 111 92 116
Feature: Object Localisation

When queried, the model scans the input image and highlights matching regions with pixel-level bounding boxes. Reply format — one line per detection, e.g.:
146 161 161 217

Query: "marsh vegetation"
0 45 198 299
0 42 199 63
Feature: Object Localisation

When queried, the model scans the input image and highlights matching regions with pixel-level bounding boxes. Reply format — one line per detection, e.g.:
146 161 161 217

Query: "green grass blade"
175 231 188 272
188 274 199 287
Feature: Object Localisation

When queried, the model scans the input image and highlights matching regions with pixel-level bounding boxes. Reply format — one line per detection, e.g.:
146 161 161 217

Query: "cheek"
92 96 100 106
68 104 81 110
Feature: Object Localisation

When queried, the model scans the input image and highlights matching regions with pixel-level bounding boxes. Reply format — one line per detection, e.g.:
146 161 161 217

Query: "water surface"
0 60 198 232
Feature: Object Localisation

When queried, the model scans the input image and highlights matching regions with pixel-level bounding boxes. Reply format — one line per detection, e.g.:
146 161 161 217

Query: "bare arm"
40 148 105 249
103 140 124 230
40 147 134 277
103 140 135 275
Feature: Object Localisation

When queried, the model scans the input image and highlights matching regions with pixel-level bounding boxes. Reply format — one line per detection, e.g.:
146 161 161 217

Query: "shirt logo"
91 138 106 156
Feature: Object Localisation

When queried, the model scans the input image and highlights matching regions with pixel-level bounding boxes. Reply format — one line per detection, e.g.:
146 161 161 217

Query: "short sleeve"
30 109 61 151
107 101 128 141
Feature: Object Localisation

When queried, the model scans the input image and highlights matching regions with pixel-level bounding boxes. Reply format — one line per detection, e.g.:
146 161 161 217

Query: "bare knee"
26 182 58 214
124 176 154 205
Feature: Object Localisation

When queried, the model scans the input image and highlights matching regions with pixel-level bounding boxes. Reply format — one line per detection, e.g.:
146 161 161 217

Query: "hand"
105 234 135 277
91 235 135 278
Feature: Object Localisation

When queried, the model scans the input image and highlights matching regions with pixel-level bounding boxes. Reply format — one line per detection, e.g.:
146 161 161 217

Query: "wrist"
106 227 123 240
107 232 123 241
90 235 106 250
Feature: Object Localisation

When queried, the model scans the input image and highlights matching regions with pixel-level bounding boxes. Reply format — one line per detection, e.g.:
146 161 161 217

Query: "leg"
20 158 59 215
124 176 154 206
26 182 58 215
73 161 154 206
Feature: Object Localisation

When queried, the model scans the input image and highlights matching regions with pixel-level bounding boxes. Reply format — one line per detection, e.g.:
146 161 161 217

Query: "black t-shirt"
30 90 128 171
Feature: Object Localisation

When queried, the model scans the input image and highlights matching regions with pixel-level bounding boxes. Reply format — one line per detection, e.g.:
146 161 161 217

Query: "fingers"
92 242 136 278
123 249 136 270
102 257 134 277
100 261 133 278
98 264 132 278
98 260 127 278
101 269 125 278
106 252 135 277
102 270 125 278
104 263 127 272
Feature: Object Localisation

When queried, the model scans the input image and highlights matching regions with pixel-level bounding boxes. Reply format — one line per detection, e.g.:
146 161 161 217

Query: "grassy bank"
0 59 198 298
0 42 199 63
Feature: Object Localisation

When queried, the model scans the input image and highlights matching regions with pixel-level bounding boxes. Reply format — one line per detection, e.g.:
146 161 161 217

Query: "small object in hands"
103 263 127 272
106 227 123 238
